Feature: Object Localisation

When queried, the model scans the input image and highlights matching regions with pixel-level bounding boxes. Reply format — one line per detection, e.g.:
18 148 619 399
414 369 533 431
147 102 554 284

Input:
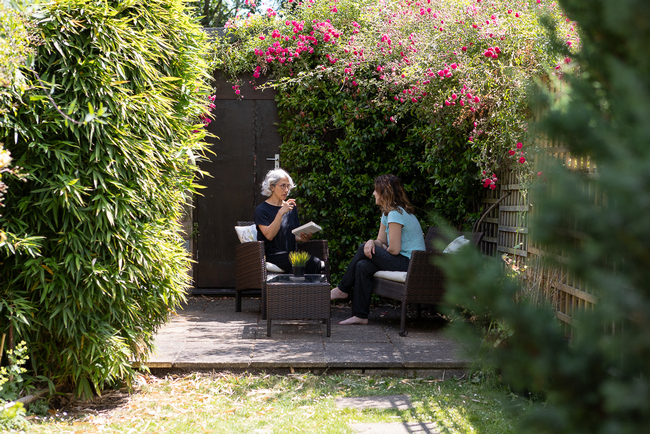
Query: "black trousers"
338 243 410 319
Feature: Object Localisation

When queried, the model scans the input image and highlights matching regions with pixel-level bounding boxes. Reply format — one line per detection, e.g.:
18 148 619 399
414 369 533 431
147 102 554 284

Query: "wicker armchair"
234 221 329 319
372 227 483 336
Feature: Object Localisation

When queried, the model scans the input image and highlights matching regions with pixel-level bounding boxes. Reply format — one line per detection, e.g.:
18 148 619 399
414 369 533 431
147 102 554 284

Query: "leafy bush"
212 0 574 278
1 340 29 402
0 0 212 397
442 0 650 432
0 340 32 432
0 401 26 432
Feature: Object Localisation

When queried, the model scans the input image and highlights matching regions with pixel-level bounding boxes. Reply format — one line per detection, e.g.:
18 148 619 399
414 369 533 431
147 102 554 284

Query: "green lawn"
23 371 534 433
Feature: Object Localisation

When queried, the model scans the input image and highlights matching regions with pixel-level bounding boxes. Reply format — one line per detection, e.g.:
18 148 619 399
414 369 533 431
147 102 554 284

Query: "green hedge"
0 0 212 397
278 80 482 276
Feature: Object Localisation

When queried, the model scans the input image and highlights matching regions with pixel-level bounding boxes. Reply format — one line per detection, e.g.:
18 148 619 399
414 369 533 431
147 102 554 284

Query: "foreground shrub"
0 0 211 397
442 0 650 432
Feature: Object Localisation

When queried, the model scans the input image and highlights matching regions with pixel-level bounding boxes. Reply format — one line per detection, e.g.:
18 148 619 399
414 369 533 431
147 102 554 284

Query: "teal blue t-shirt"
380 207 426 259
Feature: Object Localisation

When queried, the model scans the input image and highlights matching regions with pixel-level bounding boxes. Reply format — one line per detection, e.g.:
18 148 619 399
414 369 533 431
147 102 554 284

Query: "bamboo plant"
0 0 212 398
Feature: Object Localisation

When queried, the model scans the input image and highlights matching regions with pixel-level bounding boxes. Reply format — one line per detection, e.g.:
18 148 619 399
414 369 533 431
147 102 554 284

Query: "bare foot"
338 316 368 325
330 287 349 300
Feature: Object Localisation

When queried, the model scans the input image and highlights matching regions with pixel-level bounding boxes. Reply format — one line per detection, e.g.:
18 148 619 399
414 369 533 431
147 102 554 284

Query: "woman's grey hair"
261 169 295 197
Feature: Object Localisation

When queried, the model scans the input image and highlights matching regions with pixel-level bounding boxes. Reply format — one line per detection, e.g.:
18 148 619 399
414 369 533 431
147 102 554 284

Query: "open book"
291 221 322 236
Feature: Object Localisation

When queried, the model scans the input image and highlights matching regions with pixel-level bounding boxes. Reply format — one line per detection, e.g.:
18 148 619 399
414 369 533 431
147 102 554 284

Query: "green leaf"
67 98 77 115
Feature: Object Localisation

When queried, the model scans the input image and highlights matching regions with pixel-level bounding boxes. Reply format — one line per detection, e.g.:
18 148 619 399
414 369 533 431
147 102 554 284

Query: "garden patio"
145 296 470 377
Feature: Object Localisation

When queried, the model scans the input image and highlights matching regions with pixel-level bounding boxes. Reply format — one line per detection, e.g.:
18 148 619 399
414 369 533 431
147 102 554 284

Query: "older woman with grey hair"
254 169 322 274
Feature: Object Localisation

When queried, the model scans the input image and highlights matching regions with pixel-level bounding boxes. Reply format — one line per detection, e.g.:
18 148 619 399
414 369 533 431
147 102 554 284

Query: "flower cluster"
252 19 329 66
482 173 498 190
0 145 11 170
507 141 527 164
192 95 215 133
1 143 15 219
483 46 501 59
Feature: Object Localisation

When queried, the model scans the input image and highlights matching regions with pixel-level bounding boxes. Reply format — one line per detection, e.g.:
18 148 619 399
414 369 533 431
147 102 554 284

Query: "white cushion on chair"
373 270 407 283
443 235 470 253
235 224 257 243
266 262 285 273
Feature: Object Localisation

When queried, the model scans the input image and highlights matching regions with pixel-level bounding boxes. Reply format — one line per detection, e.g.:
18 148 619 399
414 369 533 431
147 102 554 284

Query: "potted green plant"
289 251 310 277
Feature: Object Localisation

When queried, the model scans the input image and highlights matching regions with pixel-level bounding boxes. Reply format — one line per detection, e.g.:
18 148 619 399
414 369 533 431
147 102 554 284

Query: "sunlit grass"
23 371 535 433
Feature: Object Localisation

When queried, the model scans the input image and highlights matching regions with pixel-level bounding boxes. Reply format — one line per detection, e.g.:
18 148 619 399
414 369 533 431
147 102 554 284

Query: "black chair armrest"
298 240 329 262
235 241 266 290
298 240 329 279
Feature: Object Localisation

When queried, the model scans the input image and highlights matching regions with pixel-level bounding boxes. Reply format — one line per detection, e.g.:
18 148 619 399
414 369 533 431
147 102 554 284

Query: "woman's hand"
281 198 296 215
364 240 376 258
298 232 312 242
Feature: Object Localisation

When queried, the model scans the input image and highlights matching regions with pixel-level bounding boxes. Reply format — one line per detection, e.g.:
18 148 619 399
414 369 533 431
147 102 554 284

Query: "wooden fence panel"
478 132 600 333
478 182 500 257
478 169 528 259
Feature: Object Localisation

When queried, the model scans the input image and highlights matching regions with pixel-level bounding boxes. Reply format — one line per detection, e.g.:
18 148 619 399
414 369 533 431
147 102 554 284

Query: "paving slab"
383 322 448 340
327 323 392 343
173 339 254 369
252 341 327 368
350 422 441 434
258 320 326 340
145 296 473 372
189 322 254 339
324 342 403 368
148 339 186 368
335 395 412 410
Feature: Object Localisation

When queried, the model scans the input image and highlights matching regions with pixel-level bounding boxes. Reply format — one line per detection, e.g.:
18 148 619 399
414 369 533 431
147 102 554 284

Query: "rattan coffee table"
266 274 331 337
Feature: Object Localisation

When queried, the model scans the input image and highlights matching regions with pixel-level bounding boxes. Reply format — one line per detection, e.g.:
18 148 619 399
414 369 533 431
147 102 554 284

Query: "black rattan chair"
372 227 483 336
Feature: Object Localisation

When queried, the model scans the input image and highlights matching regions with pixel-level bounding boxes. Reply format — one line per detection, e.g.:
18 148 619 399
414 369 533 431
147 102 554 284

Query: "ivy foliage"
212 0 572 278
441 0 650 432
0 0 212 397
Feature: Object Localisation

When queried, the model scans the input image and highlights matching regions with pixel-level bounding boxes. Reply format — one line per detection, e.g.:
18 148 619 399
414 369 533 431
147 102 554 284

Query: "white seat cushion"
266 272 283 281
266 262 285 273
373 270 407 283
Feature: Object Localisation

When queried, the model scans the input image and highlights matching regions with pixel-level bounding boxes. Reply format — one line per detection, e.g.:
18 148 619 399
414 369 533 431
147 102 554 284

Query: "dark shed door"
193 73 281 289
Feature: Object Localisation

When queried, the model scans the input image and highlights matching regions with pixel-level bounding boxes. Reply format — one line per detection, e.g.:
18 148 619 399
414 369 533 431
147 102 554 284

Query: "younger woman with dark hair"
331 174 425 325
